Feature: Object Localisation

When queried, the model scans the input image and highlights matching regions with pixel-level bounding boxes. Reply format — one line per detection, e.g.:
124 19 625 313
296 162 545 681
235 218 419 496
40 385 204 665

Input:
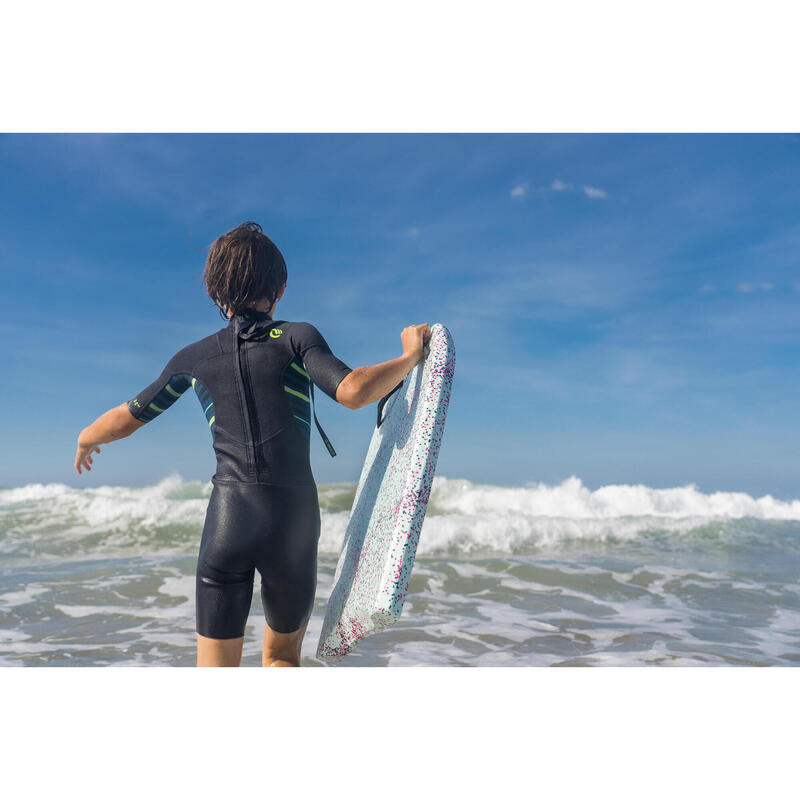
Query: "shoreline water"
2 475 799 666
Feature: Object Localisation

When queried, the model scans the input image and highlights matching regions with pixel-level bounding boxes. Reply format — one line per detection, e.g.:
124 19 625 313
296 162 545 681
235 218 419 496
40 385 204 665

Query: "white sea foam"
0 585 49 608
2 474 799 562
0 474 211 528
1 527 797 666
430 475 800 520
408 475 800 555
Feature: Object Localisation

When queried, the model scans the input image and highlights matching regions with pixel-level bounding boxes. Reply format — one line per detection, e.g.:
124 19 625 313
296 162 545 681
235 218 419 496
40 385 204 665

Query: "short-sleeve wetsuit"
127 308 353 638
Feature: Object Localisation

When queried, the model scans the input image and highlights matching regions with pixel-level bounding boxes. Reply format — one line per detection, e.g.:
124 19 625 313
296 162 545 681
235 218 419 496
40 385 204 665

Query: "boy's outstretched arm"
74 404 146 475
336 323 431 410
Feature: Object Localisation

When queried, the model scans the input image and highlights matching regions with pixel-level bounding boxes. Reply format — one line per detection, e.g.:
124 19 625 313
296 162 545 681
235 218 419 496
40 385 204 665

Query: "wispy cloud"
551 178 608 199
403 226 421 238
512 178 608 202
582 185 608 199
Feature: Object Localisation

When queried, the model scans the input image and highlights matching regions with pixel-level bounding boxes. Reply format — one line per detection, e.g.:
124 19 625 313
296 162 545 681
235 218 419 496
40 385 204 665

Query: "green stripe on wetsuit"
135 373 192 423
283 356 336 455
130 372 216 434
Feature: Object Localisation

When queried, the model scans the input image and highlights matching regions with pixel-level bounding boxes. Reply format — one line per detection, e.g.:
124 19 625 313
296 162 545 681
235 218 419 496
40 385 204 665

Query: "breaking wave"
2 474 799 562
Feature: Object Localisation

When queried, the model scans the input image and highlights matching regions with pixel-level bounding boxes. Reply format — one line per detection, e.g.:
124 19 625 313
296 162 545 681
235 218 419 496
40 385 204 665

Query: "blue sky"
2 133 799 496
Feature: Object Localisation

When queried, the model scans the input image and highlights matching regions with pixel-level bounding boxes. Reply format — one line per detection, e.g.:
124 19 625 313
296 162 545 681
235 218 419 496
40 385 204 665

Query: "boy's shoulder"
173 330 223 365
279 320 319 332
271 320 323 339
271 322 333 353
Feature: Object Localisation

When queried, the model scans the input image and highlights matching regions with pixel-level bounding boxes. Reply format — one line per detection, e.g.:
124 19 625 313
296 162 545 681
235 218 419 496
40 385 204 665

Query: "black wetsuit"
127 309 353 638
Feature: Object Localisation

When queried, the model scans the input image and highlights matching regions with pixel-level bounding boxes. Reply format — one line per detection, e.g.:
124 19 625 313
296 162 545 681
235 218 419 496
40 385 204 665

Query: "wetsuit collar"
228 308 273 324
228 309 279 340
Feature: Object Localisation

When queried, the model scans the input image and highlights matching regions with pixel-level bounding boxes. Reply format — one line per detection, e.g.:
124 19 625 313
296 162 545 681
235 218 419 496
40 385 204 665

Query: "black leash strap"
309 380 337 457
377 380 404 428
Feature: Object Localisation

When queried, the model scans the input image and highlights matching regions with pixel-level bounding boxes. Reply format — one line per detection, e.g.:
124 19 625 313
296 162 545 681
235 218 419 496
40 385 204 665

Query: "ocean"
1 474 799 667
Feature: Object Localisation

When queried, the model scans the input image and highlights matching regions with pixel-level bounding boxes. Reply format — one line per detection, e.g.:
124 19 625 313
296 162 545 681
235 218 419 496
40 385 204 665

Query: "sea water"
1 475 799 667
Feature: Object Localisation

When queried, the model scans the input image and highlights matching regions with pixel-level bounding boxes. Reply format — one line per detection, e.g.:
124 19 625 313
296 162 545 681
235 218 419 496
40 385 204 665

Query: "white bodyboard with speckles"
316 323 455 664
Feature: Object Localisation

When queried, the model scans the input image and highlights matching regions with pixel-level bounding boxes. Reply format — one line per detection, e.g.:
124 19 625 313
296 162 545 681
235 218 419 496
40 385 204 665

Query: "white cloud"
550 178 608 199
759 282 774 290
403 226 421 239
510 184 527 199
737 282 754 293
699 284 714 293
582 185 608 199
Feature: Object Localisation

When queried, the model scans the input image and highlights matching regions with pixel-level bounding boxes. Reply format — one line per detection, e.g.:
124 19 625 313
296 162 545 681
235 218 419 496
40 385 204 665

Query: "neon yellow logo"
270 328 283 339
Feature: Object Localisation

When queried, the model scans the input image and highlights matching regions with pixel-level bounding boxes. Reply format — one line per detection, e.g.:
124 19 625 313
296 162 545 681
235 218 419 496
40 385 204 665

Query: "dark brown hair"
203 221 287 319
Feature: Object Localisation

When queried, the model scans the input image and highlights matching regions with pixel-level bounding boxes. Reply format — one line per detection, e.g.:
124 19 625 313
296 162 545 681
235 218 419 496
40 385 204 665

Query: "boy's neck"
227 300 276 319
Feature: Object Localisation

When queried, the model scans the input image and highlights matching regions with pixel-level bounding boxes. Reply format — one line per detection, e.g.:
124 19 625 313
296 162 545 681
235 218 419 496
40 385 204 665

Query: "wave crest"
429 475 800 520
2 474 799 561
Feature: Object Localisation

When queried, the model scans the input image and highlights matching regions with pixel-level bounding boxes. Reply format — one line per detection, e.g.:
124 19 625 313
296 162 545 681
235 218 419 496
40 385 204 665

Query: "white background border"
2 2 798 796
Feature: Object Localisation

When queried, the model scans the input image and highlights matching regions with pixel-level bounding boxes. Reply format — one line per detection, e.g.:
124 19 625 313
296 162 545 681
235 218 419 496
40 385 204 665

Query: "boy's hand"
401 323 431 362
75 441 100 475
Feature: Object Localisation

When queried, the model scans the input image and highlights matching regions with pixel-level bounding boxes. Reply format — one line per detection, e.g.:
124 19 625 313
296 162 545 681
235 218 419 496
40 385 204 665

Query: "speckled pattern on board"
316 324 456 664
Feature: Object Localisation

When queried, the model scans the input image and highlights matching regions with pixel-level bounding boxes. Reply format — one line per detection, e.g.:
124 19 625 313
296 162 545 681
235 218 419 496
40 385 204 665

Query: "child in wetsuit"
75 221 429 666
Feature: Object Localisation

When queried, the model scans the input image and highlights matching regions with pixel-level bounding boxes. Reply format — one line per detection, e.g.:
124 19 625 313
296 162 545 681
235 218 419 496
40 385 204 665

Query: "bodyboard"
316 323 456 663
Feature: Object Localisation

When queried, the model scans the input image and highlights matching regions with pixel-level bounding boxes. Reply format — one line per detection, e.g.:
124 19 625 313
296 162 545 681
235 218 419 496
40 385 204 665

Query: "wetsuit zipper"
241 344 263 472
233 323 257 474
